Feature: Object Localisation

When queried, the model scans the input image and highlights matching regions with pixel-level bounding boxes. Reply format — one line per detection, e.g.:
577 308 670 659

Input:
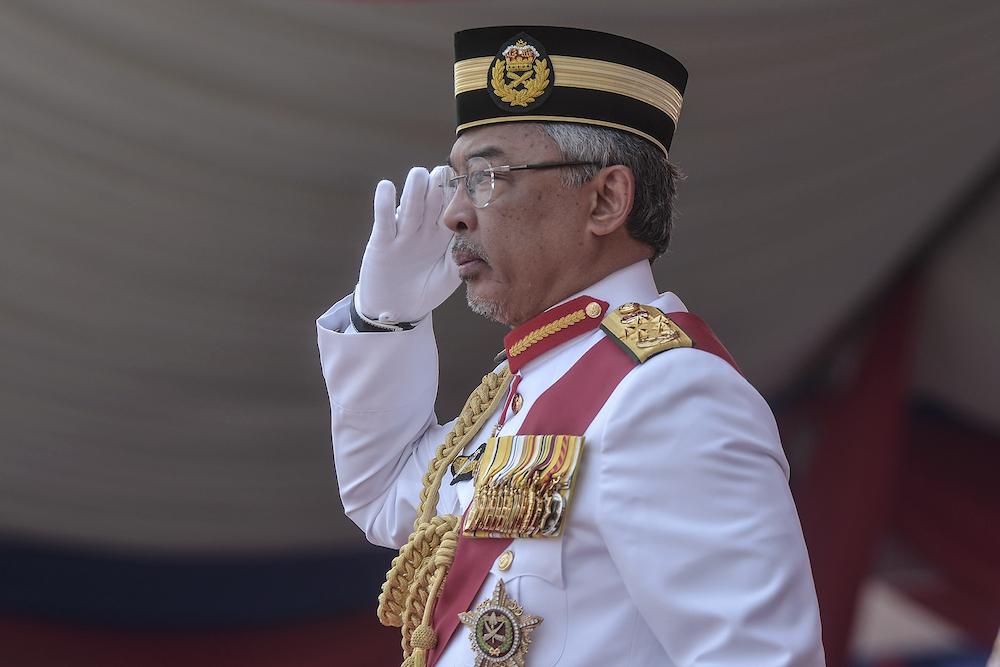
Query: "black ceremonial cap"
454 26 688 156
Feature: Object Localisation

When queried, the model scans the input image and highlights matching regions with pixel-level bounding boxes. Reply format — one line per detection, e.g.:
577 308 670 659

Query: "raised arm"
317 166 461 548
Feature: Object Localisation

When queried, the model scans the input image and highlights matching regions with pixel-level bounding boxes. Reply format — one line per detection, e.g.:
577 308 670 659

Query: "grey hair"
535 123 682 262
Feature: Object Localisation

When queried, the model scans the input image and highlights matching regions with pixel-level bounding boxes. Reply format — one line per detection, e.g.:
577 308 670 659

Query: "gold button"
498 550 514 571
511 393 524 414
585 301 602 318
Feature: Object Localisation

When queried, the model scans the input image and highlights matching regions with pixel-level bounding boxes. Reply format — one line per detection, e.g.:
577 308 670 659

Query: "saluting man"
319 26 825 667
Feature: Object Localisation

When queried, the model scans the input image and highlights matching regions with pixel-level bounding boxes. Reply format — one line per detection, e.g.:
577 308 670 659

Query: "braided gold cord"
378 516 455 629
377 367 512 666
401 517 456 653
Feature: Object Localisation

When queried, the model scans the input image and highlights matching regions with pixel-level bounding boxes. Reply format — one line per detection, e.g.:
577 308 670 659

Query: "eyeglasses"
442 156 600 208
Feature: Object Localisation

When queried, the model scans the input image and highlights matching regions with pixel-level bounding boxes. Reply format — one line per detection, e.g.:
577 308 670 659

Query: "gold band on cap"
455 54 683 125
454 56 494 93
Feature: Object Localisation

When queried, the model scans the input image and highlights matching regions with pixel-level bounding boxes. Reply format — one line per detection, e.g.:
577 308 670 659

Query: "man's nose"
442 185 477 233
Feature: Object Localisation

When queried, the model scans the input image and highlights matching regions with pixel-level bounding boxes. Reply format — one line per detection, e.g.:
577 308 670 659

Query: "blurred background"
0 1 998 665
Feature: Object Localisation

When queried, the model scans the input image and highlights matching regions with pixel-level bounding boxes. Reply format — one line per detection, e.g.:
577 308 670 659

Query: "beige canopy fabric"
1 0 998 554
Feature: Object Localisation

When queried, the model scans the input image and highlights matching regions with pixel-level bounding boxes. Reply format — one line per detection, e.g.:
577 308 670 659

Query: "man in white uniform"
319 26 824 667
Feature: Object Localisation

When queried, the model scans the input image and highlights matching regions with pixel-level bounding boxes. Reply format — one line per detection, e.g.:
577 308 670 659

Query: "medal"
458 579 542 667
451 442 487 485
463 434 584 539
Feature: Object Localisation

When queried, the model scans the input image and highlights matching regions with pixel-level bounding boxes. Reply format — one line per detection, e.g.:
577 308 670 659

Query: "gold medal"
463 434 584 539
458 580 542 667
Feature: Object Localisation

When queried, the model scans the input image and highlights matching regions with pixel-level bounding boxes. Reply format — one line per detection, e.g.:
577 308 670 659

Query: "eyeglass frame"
442 157 601 209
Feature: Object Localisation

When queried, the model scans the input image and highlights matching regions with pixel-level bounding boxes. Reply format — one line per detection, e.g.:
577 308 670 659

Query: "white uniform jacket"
318 261 825 666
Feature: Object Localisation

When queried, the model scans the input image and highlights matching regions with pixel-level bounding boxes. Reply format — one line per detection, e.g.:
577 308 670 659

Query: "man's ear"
586 165 635 237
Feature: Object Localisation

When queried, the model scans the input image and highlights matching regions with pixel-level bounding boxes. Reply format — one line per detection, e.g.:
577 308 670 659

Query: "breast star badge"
457 580 542 667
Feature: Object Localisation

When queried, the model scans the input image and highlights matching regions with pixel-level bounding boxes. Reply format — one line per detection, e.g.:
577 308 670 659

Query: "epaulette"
600 302 694 364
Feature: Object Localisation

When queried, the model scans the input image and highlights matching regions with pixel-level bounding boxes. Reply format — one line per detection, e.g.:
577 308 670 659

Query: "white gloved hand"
355 165 459 326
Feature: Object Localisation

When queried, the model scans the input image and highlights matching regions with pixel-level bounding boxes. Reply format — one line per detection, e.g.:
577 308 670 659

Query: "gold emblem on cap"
585 301 602 318
491 40 550 108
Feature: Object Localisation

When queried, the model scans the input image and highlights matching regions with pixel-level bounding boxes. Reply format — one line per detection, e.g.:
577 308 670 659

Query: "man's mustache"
451 236 488 264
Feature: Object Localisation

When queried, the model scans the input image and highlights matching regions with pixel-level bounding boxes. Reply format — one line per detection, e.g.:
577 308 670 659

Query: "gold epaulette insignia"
600 302 693 364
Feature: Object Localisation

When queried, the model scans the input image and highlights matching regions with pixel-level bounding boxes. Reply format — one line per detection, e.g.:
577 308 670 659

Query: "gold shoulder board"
600 302 693 363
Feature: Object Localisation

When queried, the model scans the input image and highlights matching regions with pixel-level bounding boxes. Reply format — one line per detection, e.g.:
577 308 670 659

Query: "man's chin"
464 284 511 327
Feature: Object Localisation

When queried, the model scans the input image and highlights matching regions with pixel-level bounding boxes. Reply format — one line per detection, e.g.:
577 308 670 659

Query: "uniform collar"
501 261 670 373
503 295 610 373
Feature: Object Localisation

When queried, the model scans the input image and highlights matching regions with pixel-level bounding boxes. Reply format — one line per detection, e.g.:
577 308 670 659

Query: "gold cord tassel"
377 368 512 666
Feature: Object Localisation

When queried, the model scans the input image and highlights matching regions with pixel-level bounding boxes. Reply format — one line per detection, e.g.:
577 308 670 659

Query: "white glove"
355 165 460 327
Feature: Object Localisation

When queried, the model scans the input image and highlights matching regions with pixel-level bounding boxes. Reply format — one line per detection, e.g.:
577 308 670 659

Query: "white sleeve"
317 294 456 549
596 348 825 666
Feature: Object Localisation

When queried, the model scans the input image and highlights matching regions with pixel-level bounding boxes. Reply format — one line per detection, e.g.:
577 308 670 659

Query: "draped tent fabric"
914 164 1000 428
1 0 999 652
895 409 1000 646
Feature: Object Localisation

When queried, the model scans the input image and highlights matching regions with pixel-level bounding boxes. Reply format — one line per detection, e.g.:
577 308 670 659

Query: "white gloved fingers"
428 163 449 190
371 179 399 243
423 164 450 228
356 165 461 325
436 234 461 283
395 167 432 236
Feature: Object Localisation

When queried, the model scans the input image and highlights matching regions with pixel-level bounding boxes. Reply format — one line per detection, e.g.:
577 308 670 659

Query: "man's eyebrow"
446 145 507 169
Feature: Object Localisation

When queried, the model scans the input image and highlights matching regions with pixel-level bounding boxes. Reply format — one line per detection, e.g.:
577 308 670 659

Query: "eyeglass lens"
443 156 494 208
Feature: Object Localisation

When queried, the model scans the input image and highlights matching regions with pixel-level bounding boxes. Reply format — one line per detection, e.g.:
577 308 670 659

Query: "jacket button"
498 550 514 571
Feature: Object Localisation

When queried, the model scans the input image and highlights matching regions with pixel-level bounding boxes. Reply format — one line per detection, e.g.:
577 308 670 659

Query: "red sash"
427 313 736 666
